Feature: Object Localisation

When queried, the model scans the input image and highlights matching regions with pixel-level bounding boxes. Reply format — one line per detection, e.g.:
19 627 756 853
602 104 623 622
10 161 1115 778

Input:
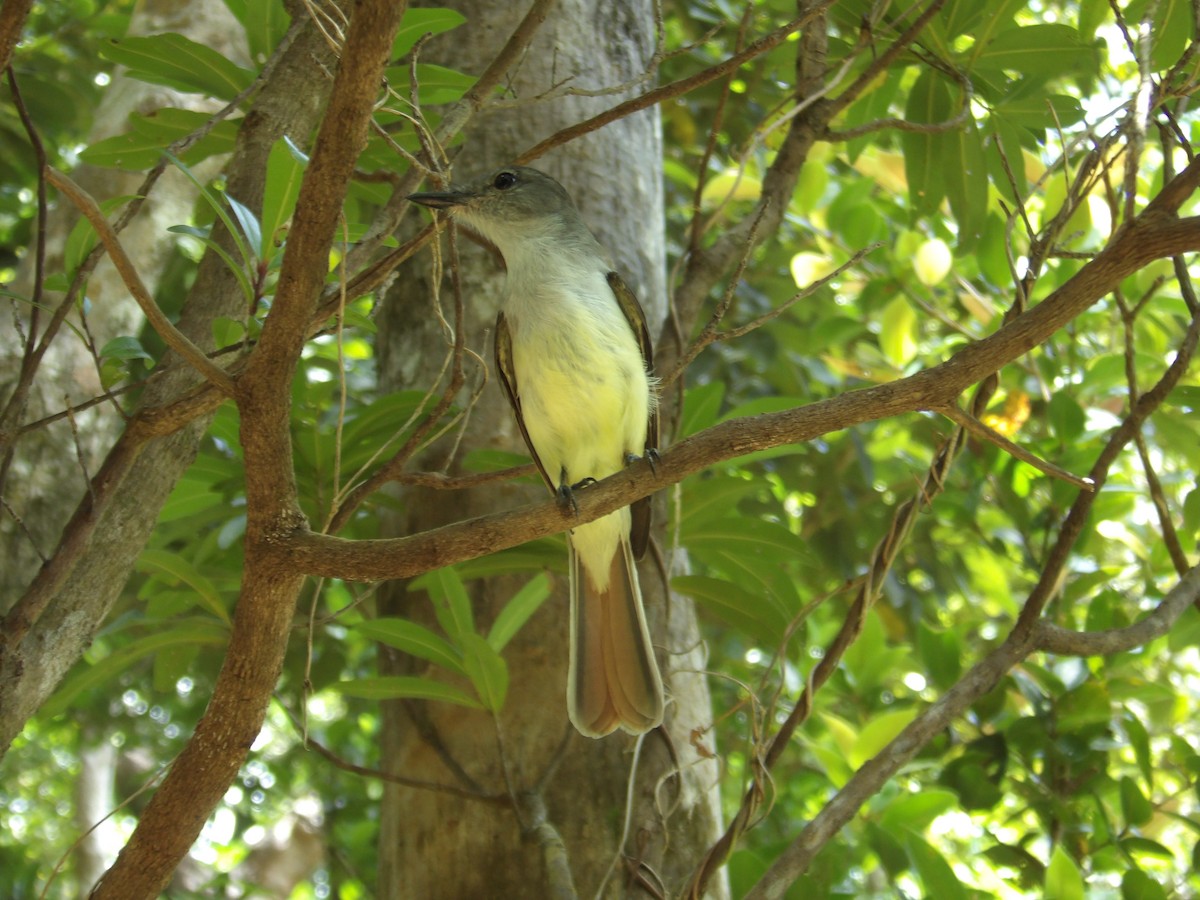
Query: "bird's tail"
567 529 664 738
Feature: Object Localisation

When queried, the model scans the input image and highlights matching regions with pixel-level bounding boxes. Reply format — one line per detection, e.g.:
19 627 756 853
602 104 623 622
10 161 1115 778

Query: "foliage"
2 0 1200 896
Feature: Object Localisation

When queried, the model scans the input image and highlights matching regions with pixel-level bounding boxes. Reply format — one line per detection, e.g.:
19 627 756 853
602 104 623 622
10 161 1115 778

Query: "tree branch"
276 207 1200 583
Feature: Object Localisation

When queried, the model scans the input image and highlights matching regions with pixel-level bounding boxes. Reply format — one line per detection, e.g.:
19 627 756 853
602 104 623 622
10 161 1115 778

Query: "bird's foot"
625 447 661 475
556 477 596 514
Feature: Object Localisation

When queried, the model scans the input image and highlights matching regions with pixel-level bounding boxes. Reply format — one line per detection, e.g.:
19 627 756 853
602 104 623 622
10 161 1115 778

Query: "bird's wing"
494 311 554 492
606 271 657 559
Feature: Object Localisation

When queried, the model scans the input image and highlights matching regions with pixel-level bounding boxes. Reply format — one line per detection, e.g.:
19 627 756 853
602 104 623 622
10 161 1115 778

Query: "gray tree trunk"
375 0 724 896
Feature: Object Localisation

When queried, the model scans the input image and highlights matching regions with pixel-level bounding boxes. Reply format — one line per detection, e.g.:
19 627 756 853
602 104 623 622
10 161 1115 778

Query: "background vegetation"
2 0 1199 897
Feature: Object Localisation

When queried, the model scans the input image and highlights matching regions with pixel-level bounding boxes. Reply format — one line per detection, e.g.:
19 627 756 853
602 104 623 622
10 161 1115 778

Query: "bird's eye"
493 171 518 190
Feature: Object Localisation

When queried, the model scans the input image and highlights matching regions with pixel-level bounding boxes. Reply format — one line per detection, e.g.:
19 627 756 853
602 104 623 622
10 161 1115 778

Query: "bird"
409 165 663 737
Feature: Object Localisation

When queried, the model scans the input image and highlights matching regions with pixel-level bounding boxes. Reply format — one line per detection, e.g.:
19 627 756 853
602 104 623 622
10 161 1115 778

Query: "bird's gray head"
408 166 589 252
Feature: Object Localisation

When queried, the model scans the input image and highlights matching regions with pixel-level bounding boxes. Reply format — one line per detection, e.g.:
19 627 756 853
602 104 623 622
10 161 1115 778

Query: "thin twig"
44 168 237 396
939 403 1096 491
515 7 832 163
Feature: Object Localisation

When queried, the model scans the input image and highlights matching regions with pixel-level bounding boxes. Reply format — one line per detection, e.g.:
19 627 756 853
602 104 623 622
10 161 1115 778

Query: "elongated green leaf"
679 380 725 437
487 574 550 652
223 0 290 63
974 24 1098 79
99 336 154 362
461 634 508 713
1045 843 1084 900
879 790 959 833
168 224 255 304
416 567 475 641
224 193 262 266
130 107 238 153
166 152 257 287
942 118 988 249
672 574 789 645
333 676 482 708
137 548 230 624
880 295 917 367
905 829 968 900
902 70 951 217
261 138 306 262
993 94 1085 131
1120 776 1153 827
388 63 477 106
355 619 465 675
394 8 467 57
100 33 255 99
851 708 918 768
42 621 229 717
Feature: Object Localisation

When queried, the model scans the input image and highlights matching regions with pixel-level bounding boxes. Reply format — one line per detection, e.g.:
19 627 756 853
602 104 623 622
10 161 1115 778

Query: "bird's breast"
505 269 649 484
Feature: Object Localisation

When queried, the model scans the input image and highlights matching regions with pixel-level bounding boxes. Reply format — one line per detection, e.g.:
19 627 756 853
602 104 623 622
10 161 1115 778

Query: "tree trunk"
375 0 723 896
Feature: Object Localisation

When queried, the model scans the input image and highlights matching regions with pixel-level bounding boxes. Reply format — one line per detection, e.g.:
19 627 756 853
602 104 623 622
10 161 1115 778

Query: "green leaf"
92 107 239 171
260 137 306 262
974 25 1099 79
389 63 477 106
1123 710 1153 789
394 7 467 57
166 152 258 284
878 789 958 833
212 316 246 349
168 224 255 305
904 829 967 900
903 69 952 216
672 574 789 645
679 381 725 437
1121 869 1168 900
993 93 1085 131
942 118 988 249
461 633 508 713
223 0 290 63
225 193 262 265
136 548 231 624
354 618 465 676
100 33 255 99
1126 0 1193 70
413 567 475 641
487 574 550 652
99 335 154 362
918 622 962 689
1048 391 1085 444
851 708 918 768
1120 776 1153 827
1045 844 1084 900
333 676 482 709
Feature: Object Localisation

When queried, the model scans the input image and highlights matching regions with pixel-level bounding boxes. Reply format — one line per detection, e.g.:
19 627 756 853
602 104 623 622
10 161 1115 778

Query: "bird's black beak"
408 189 468 210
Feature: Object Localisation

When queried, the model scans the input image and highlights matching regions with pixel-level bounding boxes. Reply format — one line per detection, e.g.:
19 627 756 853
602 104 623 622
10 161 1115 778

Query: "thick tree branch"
278 209 1200 583
1034 565 1200 654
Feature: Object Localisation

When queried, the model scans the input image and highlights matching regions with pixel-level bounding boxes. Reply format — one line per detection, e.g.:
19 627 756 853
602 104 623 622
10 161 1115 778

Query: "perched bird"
409 166 663 737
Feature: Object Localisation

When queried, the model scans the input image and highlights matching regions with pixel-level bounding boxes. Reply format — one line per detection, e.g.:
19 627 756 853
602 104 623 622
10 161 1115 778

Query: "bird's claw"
625 447 660 475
